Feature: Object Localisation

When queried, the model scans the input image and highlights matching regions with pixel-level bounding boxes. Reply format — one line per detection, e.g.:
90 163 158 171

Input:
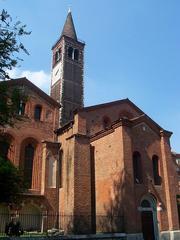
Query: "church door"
141 210 155 240
140 197 158 240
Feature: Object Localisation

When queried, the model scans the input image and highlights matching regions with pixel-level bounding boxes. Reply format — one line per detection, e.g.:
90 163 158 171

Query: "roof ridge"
76 98 144 114
4 77 60 108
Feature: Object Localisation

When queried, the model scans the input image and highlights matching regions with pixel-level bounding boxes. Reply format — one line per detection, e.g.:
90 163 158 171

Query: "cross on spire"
68 5 72 13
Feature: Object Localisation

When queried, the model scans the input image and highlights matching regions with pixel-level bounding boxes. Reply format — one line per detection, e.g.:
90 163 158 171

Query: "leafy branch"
0 9 31 80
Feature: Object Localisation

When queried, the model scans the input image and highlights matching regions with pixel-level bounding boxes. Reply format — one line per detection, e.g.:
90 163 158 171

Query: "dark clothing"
5 221 23 236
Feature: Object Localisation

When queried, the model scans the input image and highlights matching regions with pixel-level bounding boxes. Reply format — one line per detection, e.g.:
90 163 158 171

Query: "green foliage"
0 10 29 204
0 81 28 126
0 9 30 126
0 9 31 80
0 156 27 204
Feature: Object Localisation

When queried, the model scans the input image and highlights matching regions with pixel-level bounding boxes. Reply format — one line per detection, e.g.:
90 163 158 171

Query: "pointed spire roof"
61 10 77 40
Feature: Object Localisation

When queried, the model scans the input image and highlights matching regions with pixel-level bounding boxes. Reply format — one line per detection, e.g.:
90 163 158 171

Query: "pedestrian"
5 218 23 237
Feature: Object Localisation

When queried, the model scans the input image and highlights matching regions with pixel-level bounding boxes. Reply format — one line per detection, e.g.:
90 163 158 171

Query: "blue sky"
1 0 180 152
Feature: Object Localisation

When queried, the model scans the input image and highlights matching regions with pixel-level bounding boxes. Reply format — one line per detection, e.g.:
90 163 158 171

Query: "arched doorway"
140 195 159 240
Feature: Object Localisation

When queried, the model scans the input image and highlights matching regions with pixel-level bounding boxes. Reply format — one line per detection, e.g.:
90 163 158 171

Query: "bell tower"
50 10 85 126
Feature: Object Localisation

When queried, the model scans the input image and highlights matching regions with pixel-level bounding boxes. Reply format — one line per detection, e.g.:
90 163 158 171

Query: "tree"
0 9 31 80
0 135 28 204
0 156 27 204
0 9 30 126
0 81 28 127
0 9 30 204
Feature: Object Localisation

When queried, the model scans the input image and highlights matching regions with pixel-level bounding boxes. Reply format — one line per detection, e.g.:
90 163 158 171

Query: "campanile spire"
50 11 85 126
61 10 77 40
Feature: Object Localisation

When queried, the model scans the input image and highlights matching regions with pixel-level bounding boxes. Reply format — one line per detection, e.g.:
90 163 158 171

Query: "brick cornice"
52 35 85 50
90 119 132 142
41 140 61 148
66 133 89 141
90 128 114 142
55 120 74 135
112 118 132 129
160 129 173 138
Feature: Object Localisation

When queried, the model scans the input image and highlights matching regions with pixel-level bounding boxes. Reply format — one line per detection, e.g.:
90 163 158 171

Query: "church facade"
0 11 179 240
53 98 180 239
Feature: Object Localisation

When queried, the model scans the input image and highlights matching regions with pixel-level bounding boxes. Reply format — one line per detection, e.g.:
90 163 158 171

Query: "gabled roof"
131 114 172 137
3 77 60 108
77 98 172 135
131 114 162 134
63 98 171 139
61 11 77 40
76 98 144 115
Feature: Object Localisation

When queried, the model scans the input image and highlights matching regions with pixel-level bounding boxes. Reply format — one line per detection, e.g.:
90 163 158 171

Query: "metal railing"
0 213 124 236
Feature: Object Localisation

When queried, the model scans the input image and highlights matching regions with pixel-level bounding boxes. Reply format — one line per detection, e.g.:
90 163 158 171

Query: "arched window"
55 48 61 63
55 51 59 63
74 49 79 61
133 151 143 184
103 116 111 130
18 101 26 115
34 105 42 120
68 47 73 59
152 155 161 185
24 143 35 188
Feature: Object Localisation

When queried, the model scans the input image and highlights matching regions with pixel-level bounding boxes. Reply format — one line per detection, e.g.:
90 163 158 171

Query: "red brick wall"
74 135 91 215
57 103 179 234
79 101 141 136
0 86 59 212
131 123 169 231
89 118 179 233
58 127 75 215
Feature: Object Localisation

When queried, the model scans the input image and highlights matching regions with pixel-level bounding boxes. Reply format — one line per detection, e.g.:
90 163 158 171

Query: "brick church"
0 10 180 240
